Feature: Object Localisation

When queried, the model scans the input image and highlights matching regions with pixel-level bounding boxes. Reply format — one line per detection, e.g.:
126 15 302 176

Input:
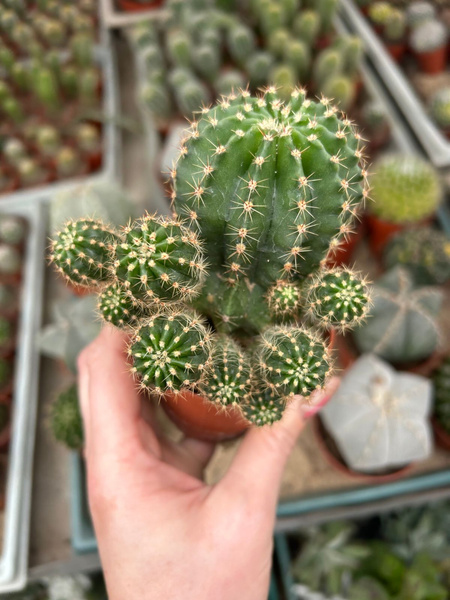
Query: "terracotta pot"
386 41 406 62
326 223 365 267
366 214 405 258
67 282 94 297
315 33 333 50
162 389 249 442
313 416 413 482
85 150 103 173
117 0 163 11
415 46 447 75
432 417 450 451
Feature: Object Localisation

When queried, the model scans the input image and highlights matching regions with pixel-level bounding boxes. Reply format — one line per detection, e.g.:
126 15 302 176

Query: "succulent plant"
353 267 442 364
74 123 101 155
284 39 310 82
215 70 246 97
266 281 302 322
141 82 174 125
0 244 21 277
2 96 24 123
293 10 320 47
50 219 119 289
166 29 192 67
321 354 433 472
50 384 83 450
384 227 450 286
368 2 394 27
0 215 26 246
16 158 44 187
227 23 255 65
34 67 59 112
337 35 364 77
70 32 94 68
407 1 436 28
129 311 212 396
305 267 371 332
384 8 406 42
314 48 343 88
98 282 143 328
270 64 297 102
432 357 450 435
410 20 447 53
318 0 339 35
430 87 450 130
173 77 210 117
242 389 285 425
35 125 61 157
267 28 290 59
362 100 388 131
192 44 221 82
321 75 355 111
55 147 81 178
369 154 441 224
0 357 11 387
199 335 252 406
3 138 26 165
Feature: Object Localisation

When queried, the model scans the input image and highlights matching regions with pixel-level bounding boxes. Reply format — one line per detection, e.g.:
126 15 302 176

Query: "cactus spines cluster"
266 281 302 322
50 384 83 450
200 335 252 406
50 219 119 289
430 87 450 131
98 283 145 329
369 154 441 224
112 214 206 306
305 267 371 331
256 325 332 398
129 311 212 396
172 88 368 289
243 389 285 425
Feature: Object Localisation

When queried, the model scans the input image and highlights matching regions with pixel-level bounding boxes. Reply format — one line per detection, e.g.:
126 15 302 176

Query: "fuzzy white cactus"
321 354 433 473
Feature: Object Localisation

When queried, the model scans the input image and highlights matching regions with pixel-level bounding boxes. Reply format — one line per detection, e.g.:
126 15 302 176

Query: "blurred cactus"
227 23 256 65
0 216 25 246
314 49 343 88
50 384 83 450
284 39 311 81
322 76 355 111
192 44 221 82
141 81 174 125
74 123 101 154
166 29 192 67
215 70 246 96
246 51 274 88
410 20 447 53
269 64 296 102
35 125 60 158
55 147 81 178
384 8 406 42
293 10 320 47
318 0 339 35
368 2 394 27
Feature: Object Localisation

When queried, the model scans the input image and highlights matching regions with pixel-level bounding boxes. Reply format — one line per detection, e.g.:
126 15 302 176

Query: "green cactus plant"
55 147 81 178
318 0 339 35
0 215 26 246
321 75 355 111
0 244 21 277
269 64 297 102
284 40 311 82
368 2 394 27
432 357 450 435
215 70 246 97
192 44 221 82
362 100 388 131
74 123 101 155
166 29 192 67
369 154 441 224
314 48 343 88
16 158 45 187
35 125 61 158
50 219 119 289
242 389 286 425
98 282 146 329
267 27 291 59
266 281 303 323
245 51 274 88
293 10 320 47
50 384 83 450
129 311 213 396
173 77 210 117
384 227 450 286
140 82 174 125
353 267 442 364
384 8 407 43
430 87 450 130
227 23 256 65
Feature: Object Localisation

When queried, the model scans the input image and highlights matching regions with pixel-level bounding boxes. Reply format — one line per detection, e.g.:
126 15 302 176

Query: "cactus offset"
293 10 320 47
243 389 285 425
112 214 206 306
51 219 119 289
305 267 371 331
246 51 274 88
266 281 303 322
199 335 252 406
227 23 256 65
129 311 212 396
98 282 147 329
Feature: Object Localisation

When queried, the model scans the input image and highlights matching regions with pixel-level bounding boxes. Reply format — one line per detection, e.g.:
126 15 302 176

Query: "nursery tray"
100 0 168 29
340 0 450 168
0 27 120 207
0 200 46 592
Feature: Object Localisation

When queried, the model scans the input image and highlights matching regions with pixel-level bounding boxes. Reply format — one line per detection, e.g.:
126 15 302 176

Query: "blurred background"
1 0 450 598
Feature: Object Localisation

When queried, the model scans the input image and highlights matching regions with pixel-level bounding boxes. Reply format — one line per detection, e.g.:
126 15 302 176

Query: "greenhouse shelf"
0 200 46 593
340 0 450 168
0 28 120 207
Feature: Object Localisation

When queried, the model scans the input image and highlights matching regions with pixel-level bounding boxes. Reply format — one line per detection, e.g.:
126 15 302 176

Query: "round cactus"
266 281 303 322
55 147 81 178
98 282 147 329
112 214 206 306
368 2 394 26
16 158 43 185
0 215 26 245
35 125 60 157
50 219 119 289
172 88 367 289
215 70 246 97
256 325 332 398
50 384 83 450
270 64 297 102
173 78 210 117
432 357 450 435
166 29 191 67
430 87 450 131
74 123 100 153
199 335 252 406
129 311 212 395
410 20 447 53
3 137 26 165
192 44 221 82
305 267 371 331
284 40 311 82
314 49 343 88
268 28 290 59
407 1 436 28
384 227 450 286
0 244 21 276
293 10 320 47
362 100 388 131
141 82 174 124
243 389 286 425
227 23 255 65
2 97 24 123
369 154 441 224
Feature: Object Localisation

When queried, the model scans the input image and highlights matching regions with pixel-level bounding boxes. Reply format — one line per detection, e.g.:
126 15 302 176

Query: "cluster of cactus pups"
51 88 371 425
130 0 363 129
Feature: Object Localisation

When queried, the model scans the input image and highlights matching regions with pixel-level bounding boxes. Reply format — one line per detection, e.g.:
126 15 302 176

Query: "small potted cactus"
74 123 102 172
432 357 450 451
318 354 433 478
50 88 371 441
50 384 84 450
384 227 450 286
368 1 394 34
361 100 390 154
0 214 27 249
430 87 450 137
367 154 442 256
383 8 407 62
409 20 448 75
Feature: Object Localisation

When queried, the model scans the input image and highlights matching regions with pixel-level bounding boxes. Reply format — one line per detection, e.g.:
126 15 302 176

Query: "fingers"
160 437 216 480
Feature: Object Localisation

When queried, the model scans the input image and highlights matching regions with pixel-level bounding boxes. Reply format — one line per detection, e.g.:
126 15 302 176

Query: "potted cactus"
406 1 436 29
50 88 371 441
409 20 448 74
50 384 84 450
361 100 390 155
0 316 15 358
368 2 394 34
383 8 407 62
431 357 450 451
318 354 433 478
430 87 450 137
367 154 442 256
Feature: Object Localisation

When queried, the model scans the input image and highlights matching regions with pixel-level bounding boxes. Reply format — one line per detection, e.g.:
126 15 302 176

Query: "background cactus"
369 154 441 224
353 267 442 364
410 20 447 53
50 384 84 450
51 219 119 289
266 281 303 322
0 215 26 246
430 87 450 130
293 10 320 47
384 227 450 286
407 1 436 28
432 357 450 435
384 8 406 42
0 244 22 276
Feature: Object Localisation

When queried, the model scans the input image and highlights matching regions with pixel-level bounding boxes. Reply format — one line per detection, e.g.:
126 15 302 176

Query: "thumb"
220 396 304 512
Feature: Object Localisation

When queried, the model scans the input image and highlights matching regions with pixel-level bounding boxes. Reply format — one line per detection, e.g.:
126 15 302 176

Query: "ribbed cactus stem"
266 281 303 322
129 311 212 396
98 282 148 329
243 389 286 425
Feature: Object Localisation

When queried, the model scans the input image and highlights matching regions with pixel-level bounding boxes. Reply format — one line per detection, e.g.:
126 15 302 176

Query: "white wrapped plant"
320 354 433 473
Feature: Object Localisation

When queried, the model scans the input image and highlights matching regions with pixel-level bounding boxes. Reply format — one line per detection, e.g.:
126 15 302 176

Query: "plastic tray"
340 0 450 168
100 0 167 28
0 27 120 206
0 200 46 593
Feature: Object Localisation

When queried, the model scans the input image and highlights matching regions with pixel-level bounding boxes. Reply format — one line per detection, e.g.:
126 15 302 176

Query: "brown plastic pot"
117 0 163 11
366 214 404 258
313 416 413 482
415 45 447 74
432 417 450 451
386 41 406 62
162 389 249 442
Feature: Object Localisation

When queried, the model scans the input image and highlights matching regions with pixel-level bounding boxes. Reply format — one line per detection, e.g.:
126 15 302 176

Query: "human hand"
78 326 339 600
